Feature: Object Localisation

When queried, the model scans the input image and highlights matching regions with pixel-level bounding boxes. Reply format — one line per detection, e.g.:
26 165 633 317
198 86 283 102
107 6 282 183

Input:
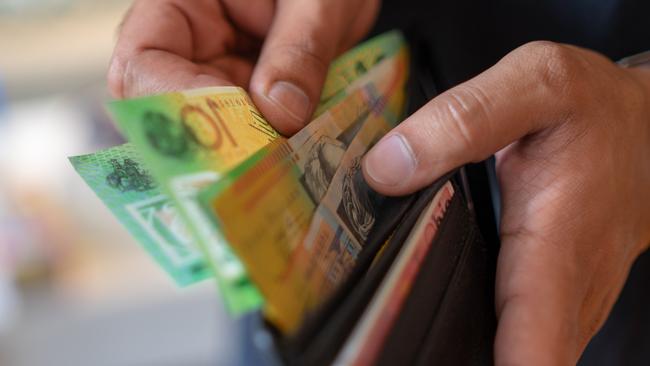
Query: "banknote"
296 72 409 309
298 45 408 204
314 72 408 244
199 43 409 333
274 46 409 328
299 97 402 307
316 30 406 115
69 143 208 286
199 86 378 331
334 182 455 366
107 87 277 313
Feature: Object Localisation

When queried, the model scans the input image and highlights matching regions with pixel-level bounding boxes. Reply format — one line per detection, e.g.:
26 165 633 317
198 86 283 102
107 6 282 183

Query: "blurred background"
0 1 243 365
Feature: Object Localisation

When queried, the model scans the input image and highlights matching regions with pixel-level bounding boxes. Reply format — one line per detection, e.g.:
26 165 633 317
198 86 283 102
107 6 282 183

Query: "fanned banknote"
198 88 375 330
105 87 275 313
69 30 409 318
199 41 409 333
316 31 405 115
299 85 406 307
70 143 209 286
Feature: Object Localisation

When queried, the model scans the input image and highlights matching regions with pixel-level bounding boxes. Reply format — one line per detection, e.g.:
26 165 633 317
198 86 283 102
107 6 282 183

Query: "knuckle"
434 84 493 158
107 56 125 98
618 72 649 117
516 41 585 98
112 55 142 98
271 35 331 75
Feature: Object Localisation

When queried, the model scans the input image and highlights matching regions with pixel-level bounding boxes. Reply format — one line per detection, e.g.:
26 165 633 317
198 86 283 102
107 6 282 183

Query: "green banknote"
70 143 210 286
317 30 405 115
107 87 275 314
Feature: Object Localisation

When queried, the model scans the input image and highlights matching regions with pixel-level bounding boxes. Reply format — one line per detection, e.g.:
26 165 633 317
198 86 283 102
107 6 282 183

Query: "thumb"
250 0 356 135
362 41 584 195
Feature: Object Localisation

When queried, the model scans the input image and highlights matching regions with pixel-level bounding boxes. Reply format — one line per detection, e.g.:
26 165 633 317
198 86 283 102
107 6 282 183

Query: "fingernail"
267 81 311 123
364 134 416 186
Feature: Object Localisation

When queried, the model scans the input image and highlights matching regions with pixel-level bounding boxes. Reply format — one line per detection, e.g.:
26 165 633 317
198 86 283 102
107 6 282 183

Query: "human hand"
362 42 650 364
108 0 378 135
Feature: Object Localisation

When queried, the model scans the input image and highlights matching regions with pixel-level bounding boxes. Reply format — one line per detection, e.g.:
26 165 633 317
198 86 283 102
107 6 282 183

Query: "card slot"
413 218 496 366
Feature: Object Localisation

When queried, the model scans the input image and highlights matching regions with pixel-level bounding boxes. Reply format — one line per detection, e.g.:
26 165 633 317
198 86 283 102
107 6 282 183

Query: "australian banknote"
199 42 409 333
70 144 209 286
105 86 276 313
199 86 379 331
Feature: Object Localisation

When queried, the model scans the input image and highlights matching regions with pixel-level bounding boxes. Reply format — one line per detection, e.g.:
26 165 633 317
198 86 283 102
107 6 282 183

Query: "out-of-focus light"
0 97 91 193
0 77 6 116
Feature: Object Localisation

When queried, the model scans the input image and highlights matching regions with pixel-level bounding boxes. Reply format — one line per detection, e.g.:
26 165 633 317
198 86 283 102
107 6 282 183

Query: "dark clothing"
582 251 650 365
372 1 650 364
374 0 650 87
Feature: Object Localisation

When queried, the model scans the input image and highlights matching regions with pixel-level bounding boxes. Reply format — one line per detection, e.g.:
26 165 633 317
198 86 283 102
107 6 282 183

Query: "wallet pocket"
277 175 452 365
375 182 496 366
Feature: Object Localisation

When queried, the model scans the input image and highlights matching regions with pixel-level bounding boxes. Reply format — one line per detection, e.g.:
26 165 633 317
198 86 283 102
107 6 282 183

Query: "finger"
110 0 227 97
222 0 274 39
108 0 272 98
250 0 377 135
110 49 253 97
362 41 586 195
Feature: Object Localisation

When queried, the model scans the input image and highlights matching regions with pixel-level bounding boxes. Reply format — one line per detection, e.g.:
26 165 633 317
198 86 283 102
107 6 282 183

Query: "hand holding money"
73 32 410 331
109 0 378 134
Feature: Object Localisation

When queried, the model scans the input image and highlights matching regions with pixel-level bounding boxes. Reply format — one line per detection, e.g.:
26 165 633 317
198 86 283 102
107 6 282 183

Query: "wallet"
235 33 501 366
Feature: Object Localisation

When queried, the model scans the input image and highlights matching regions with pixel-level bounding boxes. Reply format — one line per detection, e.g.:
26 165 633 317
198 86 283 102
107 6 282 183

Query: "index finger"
108 0 270 98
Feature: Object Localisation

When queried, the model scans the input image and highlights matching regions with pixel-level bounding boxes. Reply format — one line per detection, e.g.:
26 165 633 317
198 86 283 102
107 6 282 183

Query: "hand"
363 42 650 364
108 0 378 135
